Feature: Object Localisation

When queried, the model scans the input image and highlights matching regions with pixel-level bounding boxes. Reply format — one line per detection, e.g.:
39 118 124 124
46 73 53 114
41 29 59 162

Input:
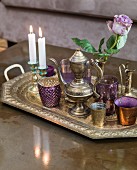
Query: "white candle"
28 25 37 63
38 27 46 69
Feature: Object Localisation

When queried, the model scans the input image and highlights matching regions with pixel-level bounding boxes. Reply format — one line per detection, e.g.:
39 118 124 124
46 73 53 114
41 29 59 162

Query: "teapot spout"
49 58 67 92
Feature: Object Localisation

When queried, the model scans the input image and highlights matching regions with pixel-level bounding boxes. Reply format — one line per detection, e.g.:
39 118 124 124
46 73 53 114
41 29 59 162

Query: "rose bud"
107 14 133 36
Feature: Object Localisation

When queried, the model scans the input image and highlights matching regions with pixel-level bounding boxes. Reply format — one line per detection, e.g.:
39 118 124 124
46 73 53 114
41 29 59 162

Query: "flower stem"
110 35 119 49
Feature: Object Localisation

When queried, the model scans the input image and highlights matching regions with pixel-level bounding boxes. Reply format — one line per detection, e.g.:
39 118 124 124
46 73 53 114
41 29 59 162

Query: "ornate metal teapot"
50 50 103 118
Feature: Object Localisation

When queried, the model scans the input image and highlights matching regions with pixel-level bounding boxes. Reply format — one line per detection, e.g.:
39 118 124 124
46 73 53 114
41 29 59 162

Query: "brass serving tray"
1 72 137 139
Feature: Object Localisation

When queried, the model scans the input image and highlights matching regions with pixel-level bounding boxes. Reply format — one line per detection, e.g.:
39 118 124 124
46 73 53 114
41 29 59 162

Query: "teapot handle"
119 63 126 95
49 58 67 95
90 59 103 98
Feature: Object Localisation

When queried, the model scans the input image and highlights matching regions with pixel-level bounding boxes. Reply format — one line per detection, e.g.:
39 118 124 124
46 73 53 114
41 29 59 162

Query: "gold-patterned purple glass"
38 76 61 108
96 75 118 116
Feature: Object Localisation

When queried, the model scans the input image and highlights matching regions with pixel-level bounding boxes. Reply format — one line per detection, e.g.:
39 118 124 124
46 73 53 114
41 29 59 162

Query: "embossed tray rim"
1 72 137 139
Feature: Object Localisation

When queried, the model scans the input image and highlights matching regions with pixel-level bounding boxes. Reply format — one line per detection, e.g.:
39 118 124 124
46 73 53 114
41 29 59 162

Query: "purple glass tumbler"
60 59 91 83
60 59 74 83
38 76 61 107
96 75 118 116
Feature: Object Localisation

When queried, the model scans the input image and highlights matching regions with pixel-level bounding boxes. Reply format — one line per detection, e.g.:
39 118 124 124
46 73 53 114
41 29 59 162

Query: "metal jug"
119 62 135 97
50 50 103 118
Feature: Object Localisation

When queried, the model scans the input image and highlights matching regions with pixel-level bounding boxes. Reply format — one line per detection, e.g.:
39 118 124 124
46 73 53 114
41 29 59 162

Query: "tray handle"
4 64 25 81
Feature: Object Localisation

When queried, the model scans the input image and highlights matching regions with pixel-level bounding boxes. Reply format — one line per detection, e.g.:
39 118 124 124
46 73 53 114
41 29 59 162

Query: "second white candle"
38 27 46 69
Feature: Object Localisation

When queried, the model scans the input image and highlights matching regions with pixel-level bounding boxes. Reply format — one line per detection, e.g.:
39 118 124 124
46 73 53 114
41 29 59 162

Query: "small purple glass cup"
115 96 137 126
96 75 118 116
38 76 61 108
46 65 55 77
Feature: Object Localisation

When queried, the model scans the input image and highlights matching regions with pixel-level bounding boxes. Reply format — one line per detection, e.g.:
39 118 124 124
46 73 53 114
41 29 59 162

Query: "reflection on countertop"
33 125 50 166
0 92 137 170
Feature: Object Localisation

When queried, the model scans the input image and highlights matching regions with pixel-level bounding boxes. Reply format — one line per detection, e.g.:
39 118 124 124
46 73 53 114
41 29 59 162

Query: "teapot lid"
69 49 88 63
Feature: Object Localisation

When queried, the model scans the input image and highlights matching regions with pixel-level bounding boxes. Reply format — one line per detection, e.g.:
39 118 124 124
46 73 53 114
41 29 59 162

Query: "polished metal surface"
90 102 106 127
2 72 137 140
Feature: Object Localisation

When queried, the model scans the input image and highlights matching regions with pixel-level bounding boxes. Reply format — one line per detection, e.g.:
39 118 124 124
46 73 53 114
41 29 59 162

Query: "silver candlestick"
28 61 39 93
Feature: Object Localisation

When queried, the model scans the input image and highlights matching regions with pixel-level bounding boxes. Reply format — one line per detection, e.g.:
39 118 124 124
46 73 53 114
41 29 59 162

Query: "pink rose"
107 14 133 36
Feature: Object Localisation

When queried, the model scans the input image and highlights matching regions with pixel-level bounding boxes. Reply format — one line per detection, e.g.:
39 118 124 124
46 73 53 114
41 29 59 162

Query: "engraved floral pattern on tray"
1 72 137 139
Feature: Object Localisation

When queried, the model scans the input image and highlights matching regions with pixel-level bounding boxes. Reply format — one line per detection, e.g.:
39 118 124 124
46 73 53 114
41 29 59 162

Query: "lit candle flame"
29 25 33 33
39 27 42 38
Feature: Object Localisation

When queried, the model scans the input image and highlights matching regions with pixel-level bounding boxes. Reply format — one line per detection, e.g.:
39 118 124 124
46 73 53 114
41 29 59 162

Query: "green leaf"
72 38 97 53
98 38 105 53
105 49 120 54
116 35 127 49
106 35 117 49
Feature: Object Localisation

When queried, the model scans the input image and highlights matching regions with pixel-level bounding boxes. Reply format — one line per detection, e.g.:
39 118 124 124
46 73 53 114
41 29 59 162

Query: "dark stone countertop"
0 41 137 170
